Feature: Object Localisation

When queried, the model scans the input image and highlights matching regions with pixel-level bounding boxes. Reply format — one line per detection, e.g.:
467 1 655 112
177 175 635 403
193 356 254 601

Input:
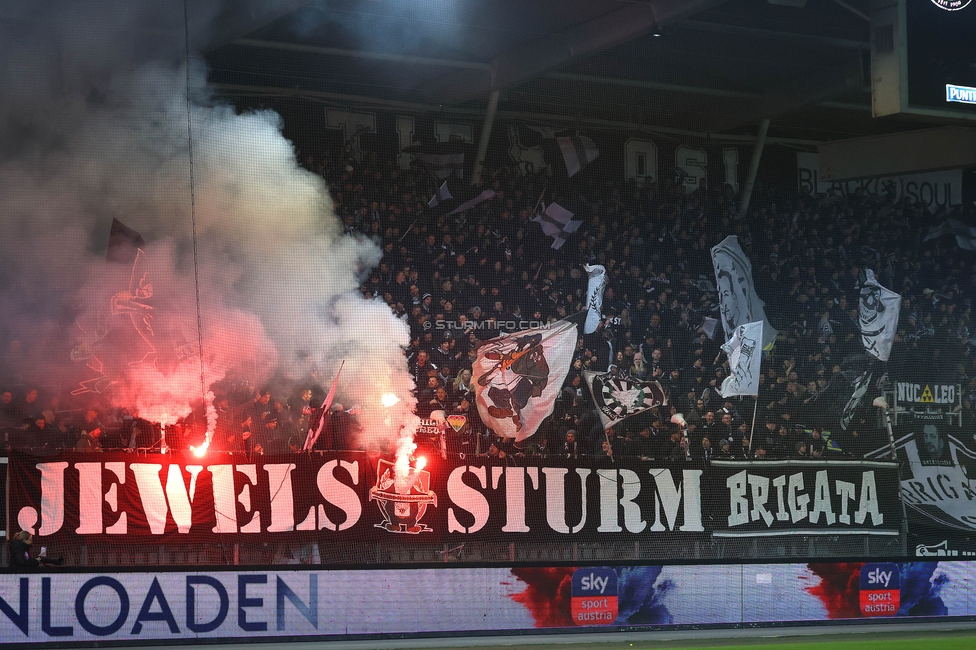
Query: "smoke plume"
0 2 417 451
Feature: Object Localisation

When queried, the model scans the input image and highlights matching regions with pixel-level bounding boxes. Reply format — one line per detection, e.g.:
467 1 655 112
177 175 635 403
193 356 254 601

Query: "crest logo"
930 0 972 10
592 374 666 422
369 458 437 534
447 414 467 432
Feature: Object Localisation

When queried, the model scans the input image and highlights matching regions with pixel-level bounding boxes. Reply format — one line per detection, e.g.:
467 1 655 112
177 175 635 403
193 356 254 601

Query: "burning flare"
381 392 399 408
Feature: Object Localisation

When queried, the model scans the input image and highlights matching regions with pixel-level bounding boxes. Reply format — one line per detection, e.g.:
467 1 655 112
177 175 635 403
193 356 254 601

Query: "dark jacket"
8 540 39 569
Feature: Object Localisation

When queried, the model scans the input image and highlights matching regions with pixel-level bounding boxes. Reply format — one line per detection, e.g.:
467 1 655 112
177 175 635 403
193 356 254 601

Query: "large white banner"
711 236 778 351
859 269 901 362
797 152 962 212
472 321 577 442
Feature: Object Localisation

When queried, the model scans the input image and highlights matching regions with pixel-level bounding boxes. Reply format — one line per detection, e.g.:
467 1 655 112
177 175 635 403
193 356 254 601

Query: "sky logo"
571 568 618 626
859 563 900 617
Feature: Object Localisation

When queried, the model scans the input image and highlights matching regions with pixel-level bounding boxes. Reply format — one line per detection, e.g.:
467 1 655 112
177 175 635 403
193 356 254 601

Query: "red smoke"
804 562 865 619
509 567 576 628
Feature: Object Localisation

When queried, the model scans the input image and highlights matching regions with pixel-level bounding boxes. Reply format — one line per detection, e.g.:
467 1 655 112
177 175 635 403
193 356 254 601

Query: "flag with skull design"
859 269 901 362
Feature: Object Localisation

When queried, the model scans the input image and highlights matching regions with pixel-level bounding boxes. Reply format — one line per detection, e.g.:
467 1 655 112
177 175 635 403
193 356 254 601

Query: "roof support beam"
710 54 865 133
210 82 823 145
673 19 869 50
200 0 313 50
419 0 728 105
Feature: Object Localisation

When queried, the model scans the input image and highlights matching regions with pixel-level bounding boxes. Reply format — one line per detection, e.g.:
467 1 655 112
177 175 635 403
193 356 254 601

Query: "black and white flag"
472 321 577 442
859 269 901 362
427 181 453 208
556 136 599 177
583 264 607 334
534 202 581 250
584 371 668 429
417 152 464 179
923 219 976 251
720 321 763 397
808 354 876 430
711 235 778 351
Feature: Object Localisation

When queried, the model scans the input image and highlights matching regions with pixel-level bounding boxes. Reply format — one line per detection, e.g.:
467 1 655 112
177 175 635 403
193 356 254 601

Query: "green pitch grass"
436 629 976 650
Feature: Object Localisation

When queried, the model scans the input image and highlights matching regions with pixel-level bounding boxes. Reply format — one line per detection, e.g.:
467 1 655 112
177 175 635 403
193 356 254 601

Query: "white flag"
472 321 577 442
583 264 606 334
721 321 763 397
859 269 901 361
447 189 495 215
533 202 582 249
923 218 976 251
584 371 667 429
427 181 453 208
701 317 719 340
556 135 599 177
711 235 778 350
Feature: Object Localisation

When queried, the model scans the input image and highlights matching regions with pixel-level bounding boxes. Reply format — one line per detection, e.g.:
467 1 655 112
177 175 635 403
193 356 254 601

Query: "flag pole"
604 426 615 464
303 360 345 452
747 396 758 455
532 187 548 280
399 215 420 242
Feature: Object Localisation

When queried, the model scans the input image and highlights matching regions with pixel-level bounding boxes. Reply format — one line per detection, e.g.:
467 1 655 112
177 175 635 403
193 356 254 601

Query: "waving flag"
417 152 464 179
711 235 778 350
427 181 453 208
534 202 581 250
923 219 976 251
721 321 763 397
859 269 901 362
585 371 667 429
447 189 495 215
106 218 145 265
808 354 876 430
472 321 577 442
583 264 607 334
303 361 344 451
557 135 599 177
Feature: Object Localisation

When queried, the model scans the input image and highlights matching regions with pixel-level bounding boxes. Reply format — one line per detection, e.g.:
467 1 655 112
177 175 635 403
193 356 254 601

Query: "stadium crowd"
3 145 976 463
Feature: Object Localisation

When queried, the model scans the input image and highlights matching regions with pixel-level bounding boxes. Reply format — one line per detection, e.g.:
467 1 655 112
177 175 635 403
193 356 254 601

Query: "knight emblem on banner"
472 321 577 442
369 458 437 534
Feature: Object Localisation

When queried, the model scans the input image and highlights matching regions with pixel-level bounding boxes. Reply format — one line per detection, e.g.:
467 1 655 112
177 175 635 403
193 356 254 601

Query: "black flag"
106 218 145 265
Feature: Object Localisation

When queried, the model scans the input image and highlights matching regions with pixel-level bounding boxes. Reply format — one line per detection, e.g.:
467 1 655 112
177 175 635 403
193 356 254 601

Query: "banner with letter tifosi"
7 452 903 548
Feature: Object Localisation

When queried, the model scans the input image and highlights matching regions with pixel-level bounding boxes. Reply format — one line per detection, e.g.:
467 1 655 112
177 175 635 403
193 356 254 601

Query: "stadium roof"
203 0 954 143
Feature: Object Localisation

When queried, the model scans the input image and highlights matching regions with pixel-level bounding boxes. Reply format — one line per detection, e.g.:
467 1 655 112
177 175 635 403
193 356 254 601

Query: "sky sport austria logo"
859 563 900 616
571 568 618 625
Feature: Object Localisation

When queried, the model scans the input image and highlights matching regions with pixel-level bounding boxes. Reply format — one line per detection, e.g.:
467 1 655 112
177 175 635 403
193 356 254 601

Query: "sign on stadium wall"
0 561 973 644
796 152 962 211
7 452 902 545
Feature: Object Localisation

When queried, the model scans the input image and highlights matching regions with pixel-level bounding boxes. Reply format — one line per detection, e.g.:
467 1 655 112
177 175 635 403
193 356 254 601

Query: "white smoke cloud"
0 2 416 452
